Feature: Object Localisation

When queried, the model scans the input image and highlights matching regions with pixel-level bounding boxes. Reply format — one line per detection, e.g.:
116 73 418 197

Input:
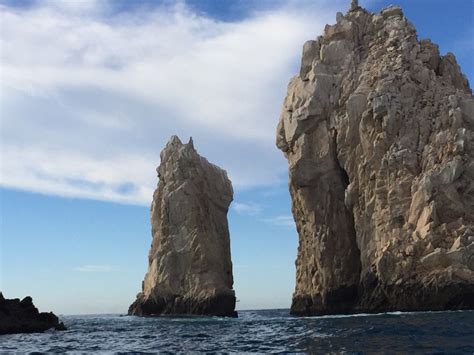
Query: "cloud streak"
265 215 295 227
74 265 115 272
1 0 346 204
232 202 263 216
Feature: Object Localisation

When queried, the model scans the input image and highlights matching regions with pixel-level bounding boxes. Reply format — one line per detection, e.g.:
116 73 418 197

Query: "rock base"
291 280 474 316
0 293 66 334
291 285 359 316
128 293 237 317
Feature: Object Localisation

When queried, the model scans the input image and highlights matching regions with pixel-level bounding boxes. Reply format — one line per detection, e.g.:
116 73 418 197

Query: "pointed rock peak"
187 136 195 150
21 296 33 304
163 135 189 156
167 135 183 147
350 0 359 11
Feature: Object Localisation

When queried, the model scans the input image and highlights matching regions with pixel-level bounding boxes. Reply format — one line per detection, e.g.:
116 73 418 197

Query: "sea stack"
276 3 474 315
0 293 66 334
129 136 237 317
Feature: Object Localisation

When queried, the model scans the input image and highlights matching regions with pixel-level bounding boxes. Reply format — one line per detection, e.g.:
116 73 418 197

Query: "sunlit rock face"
277 1 474 316
129 136 237 317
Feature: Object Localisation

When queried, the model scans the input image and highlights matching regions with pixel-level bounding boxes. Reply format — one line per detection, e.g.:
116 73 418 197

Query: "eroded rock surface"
129 136 237 317
0 293 66 334
277 1 474 315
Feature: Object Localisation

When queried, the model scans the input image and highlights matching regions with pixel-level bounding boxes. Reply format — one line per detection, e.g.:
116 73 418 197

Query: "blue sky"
1 0 473 315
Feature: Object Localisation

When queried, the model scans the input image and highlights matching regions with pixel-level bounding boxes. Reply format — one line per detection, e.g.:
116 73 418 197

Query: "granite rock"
129 136 237 317
276 3 474 315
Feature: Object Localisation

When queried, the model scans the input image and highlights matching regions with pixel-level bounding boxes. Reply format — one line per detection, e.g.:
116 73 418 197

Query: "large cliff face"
277 2 474 315
129 136 237 317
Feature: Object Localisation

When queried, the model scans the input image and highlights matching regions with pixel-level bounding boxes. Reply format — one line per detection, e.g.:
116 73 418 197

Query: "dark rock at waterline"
129 293 238 318
0 293 66 334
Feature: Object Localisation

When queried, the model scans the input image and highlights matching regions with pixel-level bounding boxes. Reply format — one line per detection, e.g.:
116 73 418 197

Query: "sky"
0 0 473 315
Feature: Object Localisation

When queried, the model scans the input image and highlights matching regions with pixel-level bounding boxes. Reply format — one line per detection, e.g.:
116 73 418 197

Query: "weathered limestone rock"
129 136 237 317
0 293 66 334
277 3 474 315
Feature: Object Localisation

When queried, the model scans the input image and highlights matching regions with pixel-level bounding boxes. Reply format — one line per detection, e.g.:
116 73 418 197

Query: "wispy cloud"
265 215 295 227
232 202 263 216
74 265 115 272
0 0 346 205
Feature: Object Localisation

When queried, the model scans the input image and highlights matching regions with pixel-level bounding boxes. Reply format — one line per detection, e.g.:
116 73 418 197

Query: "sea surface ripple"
1 309 473 353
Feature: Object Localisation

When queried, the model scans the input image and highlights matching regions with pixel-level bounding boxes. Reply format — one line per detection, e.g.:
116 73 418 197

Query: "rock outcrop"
0 293 66 334
129 136 237 317
277 1 474 315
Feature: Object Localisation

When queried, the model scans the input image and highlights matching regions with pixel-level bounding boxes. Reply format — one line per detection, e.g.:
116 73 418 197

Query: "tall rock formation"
277 1 474 315
129 136 237 317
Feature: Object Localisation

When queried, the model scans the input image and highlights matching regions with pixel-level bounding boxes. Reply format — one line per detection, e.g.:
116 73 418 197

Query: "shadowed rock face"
0 293 66 334
277 3 474 316
129 136 237 317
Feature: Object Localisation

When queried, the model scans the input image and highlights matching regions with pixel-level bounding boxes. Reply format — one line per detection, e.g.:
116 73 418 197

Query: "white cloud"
0 0 347 205
232 202 262 216
74 265 115 272
265 215 295 227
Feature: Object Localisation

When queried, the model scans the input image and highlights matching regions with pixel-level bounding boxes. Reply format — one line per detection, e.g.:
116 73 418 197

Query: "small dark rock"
0 292 67 334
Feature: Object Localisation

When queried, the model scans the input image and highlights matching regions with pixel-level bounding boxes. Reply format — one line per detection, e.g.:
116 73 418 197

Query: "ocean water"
1 309 473 353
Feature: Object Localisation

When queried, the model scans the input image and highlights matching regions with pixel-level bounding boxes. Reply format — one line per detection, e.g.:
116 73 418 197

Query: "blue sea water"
1 309 473 353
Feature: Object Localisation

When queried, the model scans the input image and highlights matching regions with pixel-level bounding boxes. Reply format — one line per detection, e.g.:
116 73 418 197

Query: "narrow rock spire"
350 0 358 11
129 136 237 317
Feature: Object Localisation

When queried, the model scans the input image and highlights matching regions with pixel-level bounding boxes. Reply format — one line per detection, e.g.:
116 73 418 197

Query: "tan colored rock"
129 136 237 317
277 3 474 315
